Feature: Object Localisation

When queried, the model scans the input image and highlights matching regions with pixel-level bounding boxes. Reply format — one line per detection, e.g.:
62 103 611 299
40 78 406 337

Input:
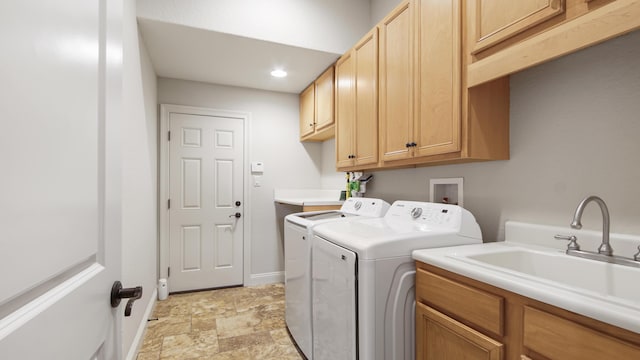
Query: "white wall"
363 30 640 242
157 78 324 278
122 1 158 357
136 0 372 54
320 138 347 189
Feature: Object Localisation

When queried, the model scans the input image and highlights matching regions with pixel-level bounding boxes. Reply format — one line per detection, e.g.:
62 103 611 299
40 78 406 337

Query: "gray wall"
122 1 159 357
364 30 640 242
370 0 403 25
157 78 324 278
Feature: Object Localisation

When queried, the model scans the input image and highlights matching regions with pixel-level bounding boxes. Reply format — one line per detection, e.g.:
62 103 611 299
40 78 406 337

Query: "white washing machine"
284 198 390 359
311 200 482 360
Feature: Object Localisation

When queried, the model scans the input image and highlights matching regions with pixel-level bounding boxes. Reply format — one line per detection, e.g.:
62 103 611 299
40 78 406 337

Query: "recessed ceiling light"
270 69 287 78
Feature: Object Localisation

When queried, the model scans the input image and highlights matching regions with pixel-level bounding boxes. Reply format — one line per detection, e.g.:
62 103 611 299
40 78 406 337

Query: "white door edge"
159 104 252 290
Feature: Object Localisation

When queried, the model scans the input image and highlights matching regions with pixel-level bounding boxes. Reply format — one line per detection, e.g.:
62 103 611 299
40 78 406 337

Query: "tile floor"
136 283 304 360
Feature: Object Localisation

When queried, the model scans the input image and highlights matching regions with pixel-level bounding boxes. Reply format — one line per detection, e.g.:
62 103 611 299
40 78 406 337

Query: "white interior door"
168 112 244 292
0 0 123 359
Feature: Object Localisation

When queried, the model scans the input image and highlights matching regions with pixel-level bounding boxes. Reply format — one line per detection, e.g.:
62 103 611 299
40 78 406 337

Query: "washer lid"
313 219 480 259
312 200 483 259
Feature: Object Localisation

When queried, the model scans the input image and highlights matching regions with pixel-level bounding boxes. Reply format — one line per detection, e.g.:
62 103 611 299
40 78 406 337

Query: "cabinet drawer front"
417 303 503 360
524 306 640 359
417 268 503 336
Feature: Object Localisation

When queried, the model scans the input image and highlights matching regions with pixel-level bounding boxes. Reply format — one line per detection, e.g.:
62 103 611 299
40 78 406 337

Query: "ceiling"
137 19 342 94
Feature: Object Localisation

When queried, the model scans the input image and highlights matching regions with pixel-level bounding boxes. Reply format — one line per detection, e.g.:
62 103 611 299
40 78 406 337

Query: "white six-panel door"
167 112 245 292
0 0 123 358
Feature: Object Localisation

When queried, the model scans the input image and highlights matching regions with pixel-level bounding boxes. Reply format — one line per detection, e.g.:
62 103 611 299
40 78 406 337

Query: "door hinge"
168 131 171 141
168 267 170 277
168 199 171 209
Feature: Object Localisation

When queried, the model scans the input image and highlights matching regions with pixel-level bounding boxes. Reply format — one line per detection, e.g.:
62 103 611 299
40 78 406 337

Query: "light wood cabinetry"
416 302 503 360
299 83 315 138
523 306 640 360
416 261 640 360
335 28 379 170
378 0 509 168
466 0 637 87
413 0 462 158
302 205 341 212
299 66 335 141
315 66 335 131
379 0 414 162
467 0 566 55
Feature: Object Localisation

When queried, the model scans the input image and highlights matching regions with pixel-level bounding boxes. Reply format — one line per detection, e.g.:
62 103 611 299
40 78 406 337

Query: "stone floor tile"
145 316 192 338
138 332 164 352
246 343 303 360
138 283 298 360
136 351 160 360
217 330 273 352
160 329 219 359
216 310 261 338
192 312 218 332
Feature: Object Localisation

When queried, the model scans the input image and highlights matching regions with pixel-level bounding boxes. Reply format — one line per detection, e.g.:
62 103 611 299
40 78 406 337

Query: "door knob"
111 281 143 317
229 212 241 218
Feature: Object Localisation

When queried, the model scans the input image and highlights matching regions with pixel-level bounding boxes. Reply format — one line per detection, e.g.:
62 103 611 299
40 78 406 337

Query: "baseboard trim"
248 271 284 286
125 289 157 360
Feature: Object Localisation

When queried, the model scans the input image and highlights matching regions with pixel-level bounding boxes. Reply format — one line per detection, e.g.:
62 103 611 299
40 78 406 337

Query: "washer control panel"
340 197 390 217
386 201 463 229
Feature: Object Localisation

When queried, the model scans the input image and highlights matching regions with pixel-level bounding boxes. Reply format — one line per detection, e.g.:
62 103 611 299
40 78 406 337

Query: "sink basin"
464 249 640 304
412 221 640 334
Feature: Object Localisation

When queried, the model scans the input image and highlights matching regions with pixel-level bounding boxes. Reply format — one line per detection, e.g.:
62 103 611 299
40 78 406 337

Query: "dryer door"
312 235 357 360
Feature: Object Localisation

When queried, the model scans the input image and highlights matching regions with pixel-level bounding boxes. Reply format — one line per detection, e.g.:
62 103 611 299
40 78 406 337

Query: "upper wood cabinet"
299 83 315 138
379 0 414 163
414 0 462 158
336 28 379 170
380 0 507 166
466 0 636 87
299 66 335 141
315 66 335 131
468 0 566 55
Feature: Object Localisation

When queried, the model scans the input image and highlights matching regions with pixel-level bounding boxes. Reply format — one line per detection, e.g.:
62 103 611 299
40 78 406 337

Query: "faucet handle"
634 245 640 261
554 234 580 251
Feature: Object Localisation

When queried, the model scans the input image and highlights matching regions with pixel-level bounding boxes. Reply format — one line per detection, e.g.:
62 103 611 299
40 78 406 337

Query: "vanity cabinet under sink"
415 261 640 360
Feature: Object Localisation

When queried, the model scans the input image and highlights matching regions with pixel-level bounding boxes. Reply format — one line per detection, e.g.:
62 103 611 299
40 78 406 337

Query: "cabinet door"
416 302 503 360
315 66 335 132
414 0 461 158
354 28 378 166
379 0 414 162
523 306 640 360
299 83 315 138
468 0 565 54
335 51 355 169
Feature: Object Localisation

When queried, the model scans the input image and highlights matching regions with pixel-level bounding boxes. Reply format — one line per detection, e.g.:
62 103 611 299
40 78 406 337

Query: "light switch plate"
251 161 264 173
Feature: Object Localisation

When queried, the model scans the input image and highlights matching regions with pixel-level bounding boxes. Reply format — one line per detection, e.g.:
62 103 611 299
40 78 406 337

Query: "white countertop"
412 221 640 334
273 189 343 206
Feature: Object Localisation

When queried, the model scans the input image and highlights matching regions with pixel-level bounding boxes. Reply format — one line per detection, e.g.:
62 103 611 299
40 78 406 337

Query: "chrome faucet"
570 195 613 256
555 195 640 268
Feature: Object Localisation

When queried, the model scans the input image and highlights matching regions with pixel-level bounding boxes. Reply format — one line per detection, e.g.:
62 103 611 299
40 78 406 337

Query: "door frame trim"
159 104 252 289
